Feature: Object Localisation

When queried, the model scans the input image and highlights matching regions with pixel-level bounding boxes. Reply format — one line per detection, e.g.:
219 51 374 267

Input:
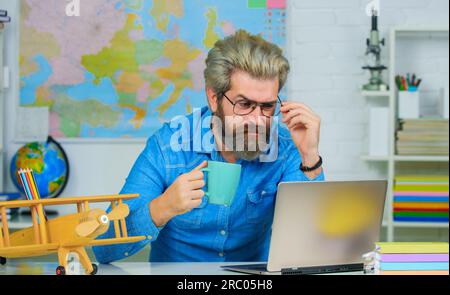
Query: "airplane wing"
60 236 146 248
0 237 147 257
87 236 147 247
0 243 60 258
0 194 140 209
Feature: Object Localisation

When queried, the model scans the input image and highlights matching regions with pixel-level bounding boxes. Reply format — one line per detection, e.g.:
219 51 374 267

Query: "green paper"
248 0 267 9
394 211 449 218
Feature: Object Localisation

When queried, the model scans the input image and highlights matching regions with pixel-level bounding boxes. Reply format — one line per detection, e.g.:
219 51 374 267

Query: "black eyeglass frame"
221 92 284 118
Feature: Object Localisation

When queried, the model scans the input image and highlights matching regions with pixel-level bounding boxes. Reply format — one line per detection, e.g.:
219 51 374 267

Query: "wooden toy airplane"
0 194 146 275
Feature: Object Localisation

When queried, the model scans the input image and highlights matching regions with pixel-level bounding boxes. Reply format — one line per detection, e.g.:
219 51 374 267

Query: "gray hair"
204 30 290 96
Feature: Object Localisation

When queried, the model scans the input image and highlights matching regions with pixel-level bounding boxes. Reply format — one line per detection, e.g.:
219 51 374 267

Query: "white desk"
0 261 364 275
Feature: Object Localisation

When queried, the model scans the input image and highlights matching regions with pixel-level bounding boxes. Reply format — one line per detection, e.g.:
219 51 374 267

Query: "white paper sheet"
15 107 49 142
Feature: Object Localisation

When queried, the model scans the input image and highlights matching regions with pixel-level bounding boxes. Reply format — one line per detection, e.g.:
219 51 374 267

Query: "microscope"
362 9 388 91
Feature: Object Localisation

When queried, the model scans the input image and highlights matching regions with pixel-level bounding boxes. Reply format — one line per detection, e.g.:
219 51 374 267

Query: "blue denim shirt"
93 106 325 263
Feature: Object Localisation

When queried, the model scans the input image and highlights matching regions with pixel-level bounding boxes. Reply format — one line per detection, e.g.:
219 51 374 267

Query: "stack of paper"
394 175 449 223
0 192 20 201
0 208 19 221
374 242 449 275
396 119 449 155
0 9 11 24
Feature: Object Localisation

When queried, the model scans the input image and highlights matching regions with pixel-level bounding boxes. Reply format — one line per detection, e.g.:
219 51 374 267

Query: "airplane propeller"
75 204 129 238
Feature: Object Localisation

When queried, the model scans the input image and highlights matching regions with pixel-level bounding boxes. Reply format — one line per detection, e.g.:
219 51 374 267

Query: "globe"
10 136 70 199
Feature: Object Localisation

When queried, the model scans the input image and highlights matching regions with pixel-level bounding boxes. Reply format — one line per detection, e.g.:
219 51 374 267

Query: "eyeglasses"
221 93 283 117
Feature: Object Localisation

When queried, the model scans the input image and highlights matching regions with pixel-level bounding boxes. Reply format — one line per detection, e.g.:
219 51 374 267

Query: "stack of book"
0 9 10 28
0 192 21 221
374 242 449 275
396 119 449 156
393 175 449 223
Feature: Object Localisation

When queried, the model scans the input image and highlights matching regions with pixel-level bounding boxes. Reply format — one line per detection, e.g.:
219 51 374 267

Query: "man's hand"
150 161 207 227
280 102 322 178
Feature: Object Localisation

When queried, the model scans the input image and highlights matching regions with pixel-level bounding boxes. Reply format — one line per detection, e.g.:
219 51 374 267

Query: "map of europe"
20 0 286 138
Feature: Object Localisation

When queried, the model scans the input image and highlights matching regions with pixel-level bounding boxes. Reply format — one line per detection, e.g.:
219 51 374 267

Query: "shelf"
393 26 449 33
365 24 450 242
393 155 449 162
361 155 390 162
360 154 449 163
393 222 449 229
361 90 390 98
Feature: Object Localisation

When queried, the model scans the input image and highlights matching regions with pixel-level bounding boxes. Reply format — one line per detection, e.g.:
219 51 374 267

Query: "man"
93 30 324 263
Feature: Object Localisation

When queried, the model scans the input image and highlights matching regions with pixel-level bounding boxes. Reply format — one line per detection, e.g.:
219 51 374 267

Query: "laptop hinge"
281 263 364 275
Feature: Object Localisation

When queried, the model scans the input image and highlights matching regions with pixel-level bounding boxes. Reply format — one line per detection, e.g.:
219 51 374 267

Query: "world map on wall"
20 0 286 138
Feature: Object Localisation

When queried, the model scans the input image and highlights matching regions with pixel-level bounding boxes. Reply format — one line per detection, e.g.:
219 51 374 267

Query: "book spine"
393 216 449 222
378 253 449 262
0 16 11 22
394 196 449 202
379 270 449 275
379 262 449 271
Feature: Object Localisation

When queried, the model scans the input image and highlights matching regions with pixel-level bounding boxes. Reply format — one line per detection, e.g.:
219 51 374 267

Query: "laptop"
222 180 387 275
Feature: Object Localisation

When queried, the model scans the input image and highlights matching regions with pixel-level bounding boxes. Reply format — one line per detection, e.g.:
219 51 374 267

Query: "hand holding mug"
150 161 207 226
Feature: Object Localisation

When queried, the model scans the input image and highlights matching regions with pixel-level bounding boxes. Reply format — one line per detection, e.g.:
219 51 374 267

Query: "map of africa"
20 0 286 138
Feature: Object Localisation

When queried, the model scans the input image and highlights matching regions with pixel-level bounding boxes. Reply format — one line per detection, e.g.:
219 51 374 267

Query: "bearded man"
93 30 324 263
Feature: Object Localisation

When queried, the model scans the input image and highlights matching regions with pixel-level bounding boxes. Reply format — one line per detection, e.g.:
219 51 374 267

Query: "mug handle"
201 168 210 197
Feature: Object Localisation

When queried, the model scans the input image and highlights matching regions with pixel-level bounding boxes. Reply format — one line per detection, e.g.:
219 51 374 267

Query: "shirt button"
124 252 129 257
147 235 153 240
219 252 225 257
220 230 227 236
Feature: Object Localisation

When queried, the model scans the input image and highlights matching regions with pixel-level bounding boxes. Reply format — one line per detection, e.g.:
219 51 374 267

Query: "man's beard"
213 102 271 161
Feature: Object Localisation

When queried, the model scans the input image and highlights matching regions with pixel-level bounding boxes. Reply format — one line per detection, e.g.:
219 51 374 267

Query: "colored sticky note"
248 0 267 9
267 0 286 9
376 242 450 254
380 262 449 271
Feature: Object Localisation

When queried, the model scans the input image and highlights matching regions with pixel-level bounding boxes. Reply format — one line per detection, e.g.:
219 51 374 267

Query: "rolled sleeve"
127 201 162 239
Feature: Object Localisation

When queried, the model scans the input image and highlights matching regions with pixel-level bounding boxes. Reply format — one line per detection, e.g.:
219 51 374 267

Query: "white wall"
289 0 449 180
1 1 449 213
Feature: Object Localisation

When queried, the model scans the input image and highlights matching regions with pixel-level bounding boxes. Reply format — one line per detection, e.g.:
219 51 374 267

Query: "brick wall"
288 0 449 180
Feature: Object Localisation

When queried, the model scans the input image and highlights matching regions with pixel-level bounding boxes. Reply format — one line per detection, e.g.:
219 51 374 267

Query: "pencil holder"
398 91 420 119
